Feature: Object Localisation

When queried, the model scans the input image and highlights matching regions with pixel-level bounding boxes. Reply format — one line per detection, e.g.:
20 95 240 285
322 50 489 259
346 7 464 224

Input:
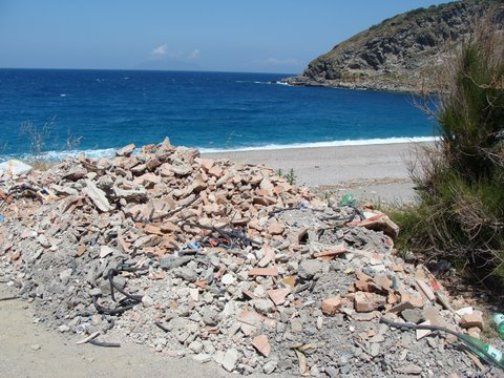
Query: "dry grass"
19 120 81 171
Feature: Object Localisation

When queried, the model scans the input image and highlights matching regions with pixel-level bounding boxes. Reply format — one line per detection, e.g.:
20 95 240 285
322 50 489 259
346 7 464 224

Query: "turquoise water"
0 69 437 158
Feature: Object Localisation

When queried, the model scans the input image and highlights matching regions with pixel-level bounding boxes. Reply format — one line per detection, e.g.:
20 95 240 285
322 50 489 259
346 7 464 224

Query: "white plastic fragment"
455 306 474 316
0 160 32 177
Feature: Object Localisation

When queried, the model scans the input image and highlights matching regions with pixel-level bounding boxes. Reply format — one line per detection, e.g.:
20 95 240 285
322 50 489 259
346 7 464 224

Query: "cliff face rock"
286 0 504 92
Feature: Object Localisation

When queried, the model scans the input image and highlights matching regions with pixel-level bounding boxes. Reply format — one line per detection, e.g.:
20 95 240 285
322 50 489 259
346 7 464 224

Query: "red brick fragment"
267 288 291 306
252 335 271 357
354 292 386 313
321 296 343 316
460 311 484 330
248 266 279 277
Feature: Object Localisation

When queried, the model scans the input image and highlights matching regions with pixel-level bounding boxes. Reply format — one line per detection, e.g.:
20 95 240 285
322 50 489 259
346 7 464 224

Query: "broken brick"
460 311 484 330
321 296 343 316
144 224 163 235
248 266 279 277
354 292 386 313
267 288 291 306
252 335 271 357
258 246 276 268
357 213 400 239
373 274 392 292
313 244 347 259
355 279 373 292
467 327 481 339
267 221 285 235
415 279 436 302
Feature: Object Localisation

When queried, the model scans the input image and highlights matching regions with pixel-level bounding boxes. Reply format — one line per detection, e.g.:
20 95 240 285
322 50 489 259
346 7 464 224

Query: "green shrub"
394 22 504 288
276 168 297 185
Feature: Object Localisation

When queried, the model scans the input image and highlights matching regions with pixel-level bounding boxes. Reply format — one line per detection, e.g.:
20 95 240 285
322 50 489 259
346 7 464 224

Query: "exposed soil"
0 284 231 378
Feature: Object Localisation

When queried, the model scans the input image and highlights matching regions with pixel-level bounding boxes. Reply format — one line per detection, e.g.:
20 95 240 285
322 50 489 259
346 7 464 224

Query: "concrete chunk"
83 180 113 212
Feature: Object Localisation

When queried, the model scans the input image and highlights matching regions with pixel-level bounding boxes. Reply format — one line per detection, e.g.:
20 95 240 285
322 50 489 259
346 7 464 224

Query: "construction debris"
0 159 32 177
0 141 503 377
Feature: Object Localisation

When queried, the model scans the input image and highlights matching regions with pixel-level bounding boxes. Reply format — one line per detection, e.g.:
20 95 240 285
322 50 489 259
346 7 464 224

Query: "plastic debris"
493 313 504 340
381 317 504 370
186 241 202 250
338 193 357 207
463 335 504 369
0 160 33 177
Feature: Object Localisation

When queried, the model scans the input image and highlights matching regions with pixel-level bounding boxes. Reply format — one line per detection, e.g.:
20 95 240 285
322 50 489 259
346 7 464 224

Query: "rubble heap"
0 141 502 377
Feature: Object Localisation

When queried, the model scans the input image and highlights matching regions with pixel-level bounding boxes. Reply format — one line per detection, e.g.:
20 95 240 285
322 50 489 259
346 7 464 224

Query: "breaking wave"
0 136 437 163
198 136 437 153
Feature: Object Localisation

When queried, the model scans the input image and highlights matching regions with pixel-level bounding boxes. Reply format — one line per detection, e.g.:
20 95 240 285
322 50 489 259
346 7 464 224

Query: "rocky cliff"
285 0 504 92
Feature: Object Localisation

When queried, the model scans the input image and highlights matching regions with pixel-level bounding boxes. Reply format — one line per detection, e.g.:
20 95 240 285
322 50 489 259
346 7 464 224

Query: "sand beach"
205 141 432 204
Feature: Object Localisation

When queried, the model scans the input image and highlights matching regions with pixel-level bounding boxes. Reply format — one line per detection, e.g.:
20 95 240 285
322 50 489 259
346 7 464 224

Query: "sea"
0 69 438 160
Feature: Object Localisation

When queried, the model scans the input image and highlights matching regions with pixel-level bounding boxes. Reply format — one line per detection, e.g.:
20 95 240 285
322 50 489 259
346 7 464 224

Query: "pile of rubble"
0 140 502 377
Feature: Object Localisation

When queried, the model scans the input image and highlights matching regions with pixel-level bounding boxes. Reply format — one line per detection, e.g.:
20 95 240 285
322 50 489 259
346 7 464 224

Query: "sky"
0 0 451 74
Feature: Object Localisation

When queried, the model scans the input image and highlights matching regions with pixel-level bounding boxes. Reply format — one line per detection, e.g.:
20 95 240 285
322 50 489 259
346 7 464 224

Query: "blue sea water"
0 69 437 158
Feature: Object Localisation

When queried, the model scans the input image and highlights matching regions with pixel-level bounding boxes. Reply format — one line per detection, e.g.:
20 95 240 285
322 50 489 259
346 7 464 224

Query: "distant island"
284 0 504 92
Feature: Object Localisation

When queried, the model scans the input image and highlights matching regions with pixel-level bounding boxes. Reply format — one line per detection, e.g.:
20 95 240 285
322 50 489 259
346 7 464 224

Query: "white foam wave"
1 136 438 163
2 147 119 162
199 136 438 153
43 147 118 160
234 80 291 87
252 80 291 87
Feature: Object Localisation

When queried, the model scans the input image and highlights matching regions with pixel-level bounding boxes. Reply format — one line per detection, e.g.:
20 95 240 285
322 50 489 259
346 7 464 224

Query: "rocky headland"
284 0 504 92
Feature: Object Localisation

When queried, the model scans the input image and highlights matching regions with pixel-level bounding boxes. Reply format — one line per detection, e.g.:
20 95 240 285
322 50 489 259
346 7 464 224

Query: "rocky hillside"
285 0 504 92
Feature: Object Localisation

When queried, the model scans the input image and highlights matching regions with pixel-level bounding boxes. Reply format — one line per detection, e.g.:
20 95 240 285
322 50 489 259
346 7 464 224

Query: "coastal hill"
284 0 504 92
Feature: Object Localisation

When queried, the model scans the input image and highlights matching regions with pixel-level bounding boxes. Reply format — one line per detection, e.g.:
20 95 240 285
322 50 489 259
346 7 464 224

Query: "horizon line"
0 67 298 76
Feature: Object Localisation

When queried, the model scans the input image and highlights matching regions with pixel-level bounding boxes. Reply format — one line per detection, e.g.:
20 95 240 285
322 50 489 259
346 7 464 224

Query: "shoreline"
2 141 432 204
199 136 437 154
0 137 437 162
203 141 432 204
281 76 426 94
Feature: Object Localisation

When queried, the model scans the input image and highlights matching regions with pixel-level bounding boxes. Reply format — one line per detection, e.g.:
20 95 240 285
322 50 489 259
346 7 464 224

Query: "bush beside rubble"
393 24 504 291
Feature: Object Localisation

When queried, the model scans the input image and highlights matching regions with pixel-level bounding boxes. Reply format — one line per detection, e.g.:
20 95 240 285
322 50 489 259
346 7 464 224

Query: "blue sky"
0 0 450 73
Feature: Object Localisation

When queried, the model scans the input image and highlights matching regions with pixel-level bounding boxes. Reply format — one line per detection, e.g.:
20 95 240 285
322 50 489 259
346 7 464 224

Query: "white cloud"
265 57 300 65
188 49 200 60
152 44 168 56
